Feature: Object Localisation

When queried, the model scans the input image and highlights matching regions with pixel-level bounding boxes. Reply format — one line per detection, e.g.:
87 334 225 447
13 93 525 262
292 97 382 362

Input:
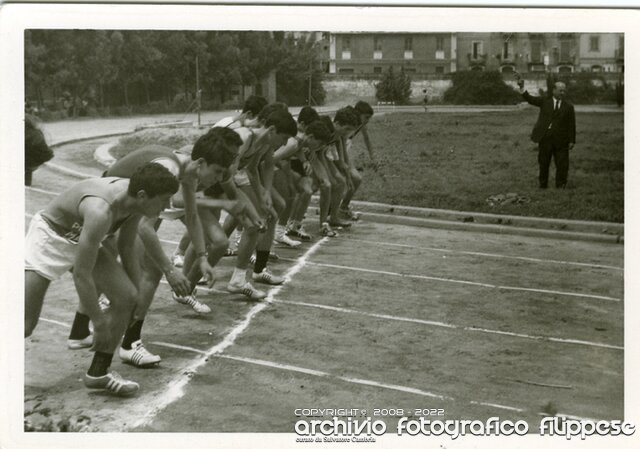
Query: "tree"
275 35 326 106
375 67 411 105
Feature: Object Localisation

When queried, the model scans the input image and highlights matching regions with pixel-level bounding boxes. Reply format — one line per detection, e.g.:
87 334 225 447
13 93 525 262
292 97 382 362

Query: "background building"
323 32 623 77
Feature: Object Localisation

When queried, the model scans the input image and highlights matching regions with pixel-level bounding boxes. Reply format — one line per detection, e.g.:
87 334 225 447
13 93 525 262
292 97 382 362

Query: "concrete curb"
309 198 623 237
54 125 622 245
94 141 119 166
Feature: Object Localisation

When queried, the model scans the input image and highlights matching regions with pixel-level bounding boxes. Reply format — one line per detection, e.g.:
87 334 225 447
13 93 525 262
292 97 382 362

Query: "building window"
502 42 510 59
338 68 354 74
591 65 602 72
341 37 351 60
472 41 483 59
342 37 350 52
374 36 383 51
404 36 413 51
435 66 444 74
590 36 600 52
404 37 413 59
531 40 542 63
373 36 383 59
436 36 444 51
373 66 382 74
501 65 515 73
560 40 572 62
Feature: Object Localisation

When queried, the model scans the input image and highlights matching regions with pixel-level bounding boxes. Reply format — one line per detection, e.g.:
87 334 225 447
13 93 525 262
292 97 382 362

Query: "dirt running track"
23 137 623 436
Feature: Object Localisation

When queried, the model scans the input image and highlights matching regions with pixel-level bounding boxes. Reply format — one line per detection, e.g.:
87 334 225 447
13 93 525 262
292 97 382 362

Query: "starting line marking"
128 236 328 429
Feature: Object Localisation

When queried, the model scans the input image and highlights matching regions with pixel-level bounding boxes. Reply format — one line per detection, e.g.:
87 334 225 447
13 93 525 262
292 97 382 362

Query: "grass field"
350 110 624 222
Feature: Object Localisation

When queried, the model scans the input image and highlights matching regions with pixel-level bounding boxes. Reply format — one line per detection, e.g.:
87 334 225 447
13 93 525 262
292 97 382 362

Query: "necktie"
555 100 560 111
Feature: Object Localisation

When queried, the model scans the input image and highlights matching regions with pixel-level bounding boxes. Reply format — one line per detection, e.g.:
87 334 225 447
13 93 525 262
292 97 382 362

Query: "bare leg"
25 271 51 337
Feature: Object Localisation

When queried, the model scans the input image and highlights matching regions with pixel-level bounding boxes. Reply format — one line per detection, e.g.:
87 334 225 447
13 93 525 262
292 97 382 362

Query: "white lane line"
274 299 622 351
40 317 71 328
289 259 621 303
347 237 623 271
43 162 94 179
25 186 58 196
469 401 524 413
129 237 328 429
216 353 332 378
152 341 207 355
337 375 450 400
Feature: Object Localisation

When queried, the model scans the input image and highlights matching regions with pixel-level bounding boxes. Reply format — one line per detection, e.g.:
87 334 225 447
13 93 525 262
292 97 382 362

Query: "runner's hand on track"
166 267 191 297
198 259 217 288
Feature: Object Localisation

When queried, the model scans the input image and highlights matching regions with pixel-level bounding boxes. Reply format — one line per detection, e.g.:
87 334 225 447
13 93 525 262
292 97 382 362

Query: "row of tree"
25 30 326 118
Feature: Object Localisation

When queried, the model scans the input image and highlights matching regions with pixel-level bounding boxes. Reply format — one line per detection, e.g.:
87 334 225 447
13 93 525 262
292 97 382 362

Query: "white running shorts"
25 212 78 281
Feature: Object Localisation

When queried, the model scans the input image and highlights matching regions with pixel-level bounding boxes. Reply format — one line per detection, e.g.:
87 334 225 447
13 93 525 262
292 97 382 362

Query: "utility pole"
196 55 201 127
308 58 313 106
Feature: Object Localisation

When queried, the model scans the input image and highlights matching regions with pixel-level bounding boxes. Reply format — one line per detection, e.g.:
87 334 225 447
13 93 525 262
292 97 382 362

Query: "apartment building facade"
323 32 623 76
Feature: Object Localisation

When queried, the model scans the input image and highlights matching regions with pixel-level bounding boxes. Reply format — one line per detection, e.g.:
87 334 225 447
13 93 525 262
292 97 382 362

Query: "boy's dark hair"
318 115 335 133
25 115 53 168
257 102 289 123
208 126 243 147
265 110 297 137
305 120 332 144
318 116 337 144
334 107 360 128
242 95 268 117
128 163 179 198
354 100 374 117
298 106 319 126
192 128 239 168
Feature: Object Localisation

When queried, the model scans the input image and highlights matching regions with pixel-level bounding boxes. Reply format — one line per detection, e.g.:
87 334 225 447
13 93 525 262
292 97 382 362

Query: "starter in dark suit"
519 81 576 189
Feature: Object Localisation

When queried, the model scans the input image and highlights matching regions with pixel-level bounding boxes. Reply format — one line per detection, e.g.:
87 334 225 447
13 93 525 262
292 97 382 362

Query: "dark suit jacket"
522 91 576 147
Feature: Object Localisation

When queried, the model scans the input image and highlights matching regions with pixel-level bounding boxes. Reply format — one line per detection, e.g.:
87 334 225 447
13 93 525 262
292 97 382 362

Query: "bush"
375 67 412 105
556 73 617 104
443 70 522 105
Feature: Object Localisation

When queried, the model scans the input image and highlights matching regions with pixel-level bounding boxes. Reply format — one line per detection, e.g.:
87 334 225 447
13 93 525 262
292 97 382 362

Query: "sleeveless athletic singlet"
40 177 131 242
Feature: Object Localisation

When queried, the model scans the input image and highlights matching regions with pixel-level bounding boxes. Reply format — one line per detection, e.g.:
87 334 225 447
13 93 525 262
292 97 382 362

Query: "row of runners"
24 97 377 397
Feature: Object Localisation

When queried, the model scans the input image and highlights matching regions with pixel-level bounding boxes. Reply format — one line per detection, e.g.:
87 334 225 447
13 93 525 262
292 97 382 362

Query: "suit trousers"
538 136 569 188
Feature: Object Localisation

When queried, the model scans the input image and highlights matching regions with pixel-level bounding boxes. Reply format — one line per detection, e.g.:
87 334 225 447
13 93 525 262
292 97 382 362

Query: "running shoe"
119 340 161 367
320 222 338 237
172 291 211 314
171 254 184 268
252 268 285 285
286 224 312 241
84 371 139 397
226 281 267 300
249 252 280 265
339 206 361 221
67 333 93 350
275 232 302 248
329 219 352 229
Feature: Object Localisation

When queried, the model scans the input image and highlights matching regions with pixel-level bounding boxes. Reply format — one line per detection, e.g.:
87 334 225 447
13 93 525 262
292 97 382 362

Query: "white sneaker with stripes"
172 291 211 314
84 371 139 397
119 340 161 367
